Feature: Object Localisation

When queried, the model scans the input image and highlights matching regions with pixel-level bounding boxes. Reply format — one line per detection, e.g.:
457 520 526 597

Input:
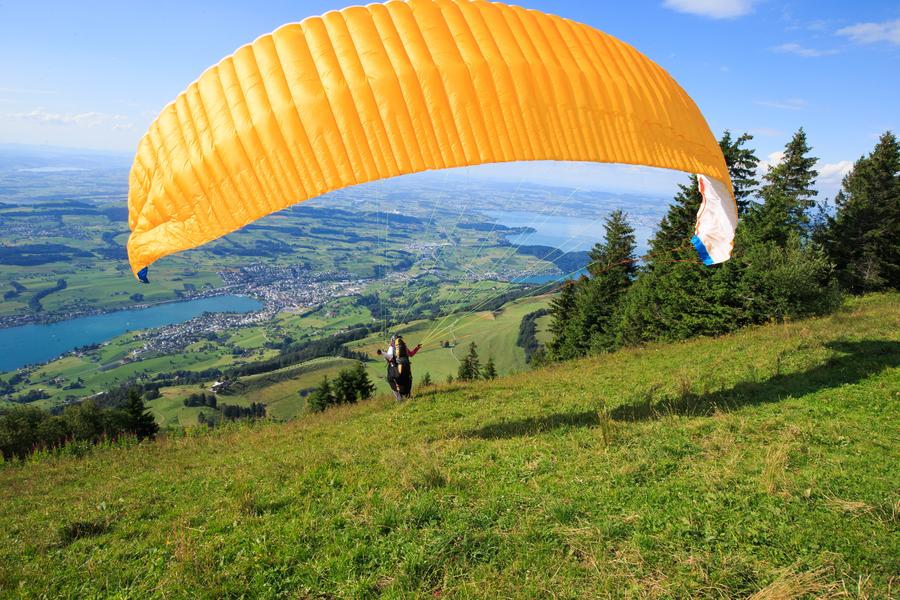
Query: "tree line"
28 278 67 312
197 402 266 426
517 309 550 364
184 391 267 424
548 129 898 359
228 327 376 378
0 390 158 460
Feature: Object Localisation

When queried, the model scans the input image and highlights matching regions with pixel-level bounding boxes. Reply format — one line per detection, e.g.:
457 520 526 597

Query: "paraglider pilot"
377 334 421 401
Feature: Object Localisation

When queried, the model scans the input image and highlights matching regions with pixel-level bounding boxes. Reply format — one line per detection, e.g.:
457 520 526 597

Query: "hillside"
1 294 897 598
139 294 551 425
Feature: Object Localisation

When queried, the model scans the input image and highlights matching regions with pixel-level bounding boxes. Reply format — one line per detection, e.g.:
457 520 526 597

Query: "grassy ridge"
0 294 897 598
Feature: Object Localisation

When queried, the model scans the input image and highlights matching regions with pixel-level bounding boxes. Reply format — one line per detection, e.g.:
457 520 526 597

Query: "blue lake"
483 210 655 285
0 295 261 372
512 270 588 285
483 210 605 253
483 210 654 255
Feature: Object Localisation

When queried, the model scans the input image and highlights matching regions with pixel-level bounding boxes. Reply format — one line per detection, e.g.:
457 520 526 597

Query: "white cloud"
757 150 785 177
837 19 900 46
772 43 839 57
756 154 852 196
6 109 133 129
817 160 853 186
754 98 808 111
662 0 755 19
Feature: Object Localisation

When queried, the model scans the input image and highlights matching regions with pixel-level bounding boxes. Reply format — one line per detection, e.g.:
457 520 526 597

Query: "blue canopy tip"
691 235 715 266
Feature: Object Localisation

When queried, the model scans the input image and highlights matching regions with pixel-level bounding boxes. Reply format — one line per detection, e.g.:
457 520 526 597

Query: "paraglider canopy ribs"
126 0 737 282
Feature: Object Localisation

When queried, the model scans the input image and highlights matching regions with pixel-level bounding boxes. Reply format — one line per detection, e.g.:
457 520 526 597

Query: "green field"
0 197 556 323
1 294 896 597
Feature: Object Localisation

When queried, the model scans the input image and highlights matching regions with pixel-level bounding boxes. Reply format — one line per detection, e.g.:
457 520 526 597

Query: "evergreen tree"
349 361 376 401
446 374 454 385
457 342 481 381
719 130 759 213
332 370 357 405
647 176 701 257
647 130 758 254
822 131 900 292
547 280 581 360
123 389 159 440
481 357 497 380
616 132 761 344
307 376 334 413
420 372 433 387
752 128 819 243
577 210 637 353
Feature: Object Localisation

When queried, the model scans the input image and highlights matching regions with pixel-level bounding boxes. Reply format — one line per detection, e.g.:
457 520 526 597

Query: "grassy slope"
138 294 548 426
356 294 552 394
0 294 897 598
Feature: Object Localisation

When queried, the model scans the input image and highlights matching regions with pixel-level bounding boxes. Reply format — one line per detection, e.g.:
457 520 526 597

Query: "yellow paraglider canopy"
127 0 737 282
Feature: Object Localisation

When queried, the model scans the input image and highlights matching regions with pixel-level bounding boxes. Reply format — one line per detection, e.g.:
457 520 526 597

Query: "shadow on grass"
462 411 600 440
58 519 110 546
611 340 899 422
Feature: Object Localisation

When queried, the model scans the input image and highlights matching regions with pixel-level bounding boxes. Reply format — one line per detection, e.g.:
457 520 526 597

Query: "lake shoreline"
0 287 257 330
0 294 263 373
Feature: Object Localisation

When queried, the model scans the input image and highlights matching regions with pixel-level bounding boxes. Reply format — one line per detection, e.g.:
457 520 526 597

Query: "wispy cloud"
754 98 808 111
748 128 784 138
772 43 839 57
6 109 133 129
662 0 755 19
837 19 900 46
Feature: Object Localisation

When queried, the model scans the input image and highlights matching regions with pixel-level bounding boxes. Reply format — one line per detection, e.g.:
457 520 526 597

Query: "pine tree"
646 131 758 255
123 389 159 440
481 357 497 380
457 342 481 381
823 131 900 292
647 176 701 257
420 372 433 388
763 128 819 204
547 279 581 360
349 361 376 401
578 210 637 352
753 128 819 243
719 130 759 214
331 370 357 405
307 376 334 413
616 132 760 344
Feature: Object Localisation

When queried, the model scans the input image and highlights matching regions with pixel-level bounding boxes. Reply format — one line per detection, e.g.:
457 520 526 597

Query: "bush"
306 362 375 413
734 236 842 322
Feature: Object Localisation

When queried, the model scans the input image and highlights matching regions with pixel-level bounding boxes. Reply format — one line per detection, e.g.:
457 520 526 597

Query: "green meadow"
1 293 896 598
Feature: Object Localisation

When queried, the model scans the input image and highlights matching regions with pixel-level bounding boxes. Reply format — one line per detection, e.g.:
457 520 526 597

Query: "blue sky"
1 0 897 198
